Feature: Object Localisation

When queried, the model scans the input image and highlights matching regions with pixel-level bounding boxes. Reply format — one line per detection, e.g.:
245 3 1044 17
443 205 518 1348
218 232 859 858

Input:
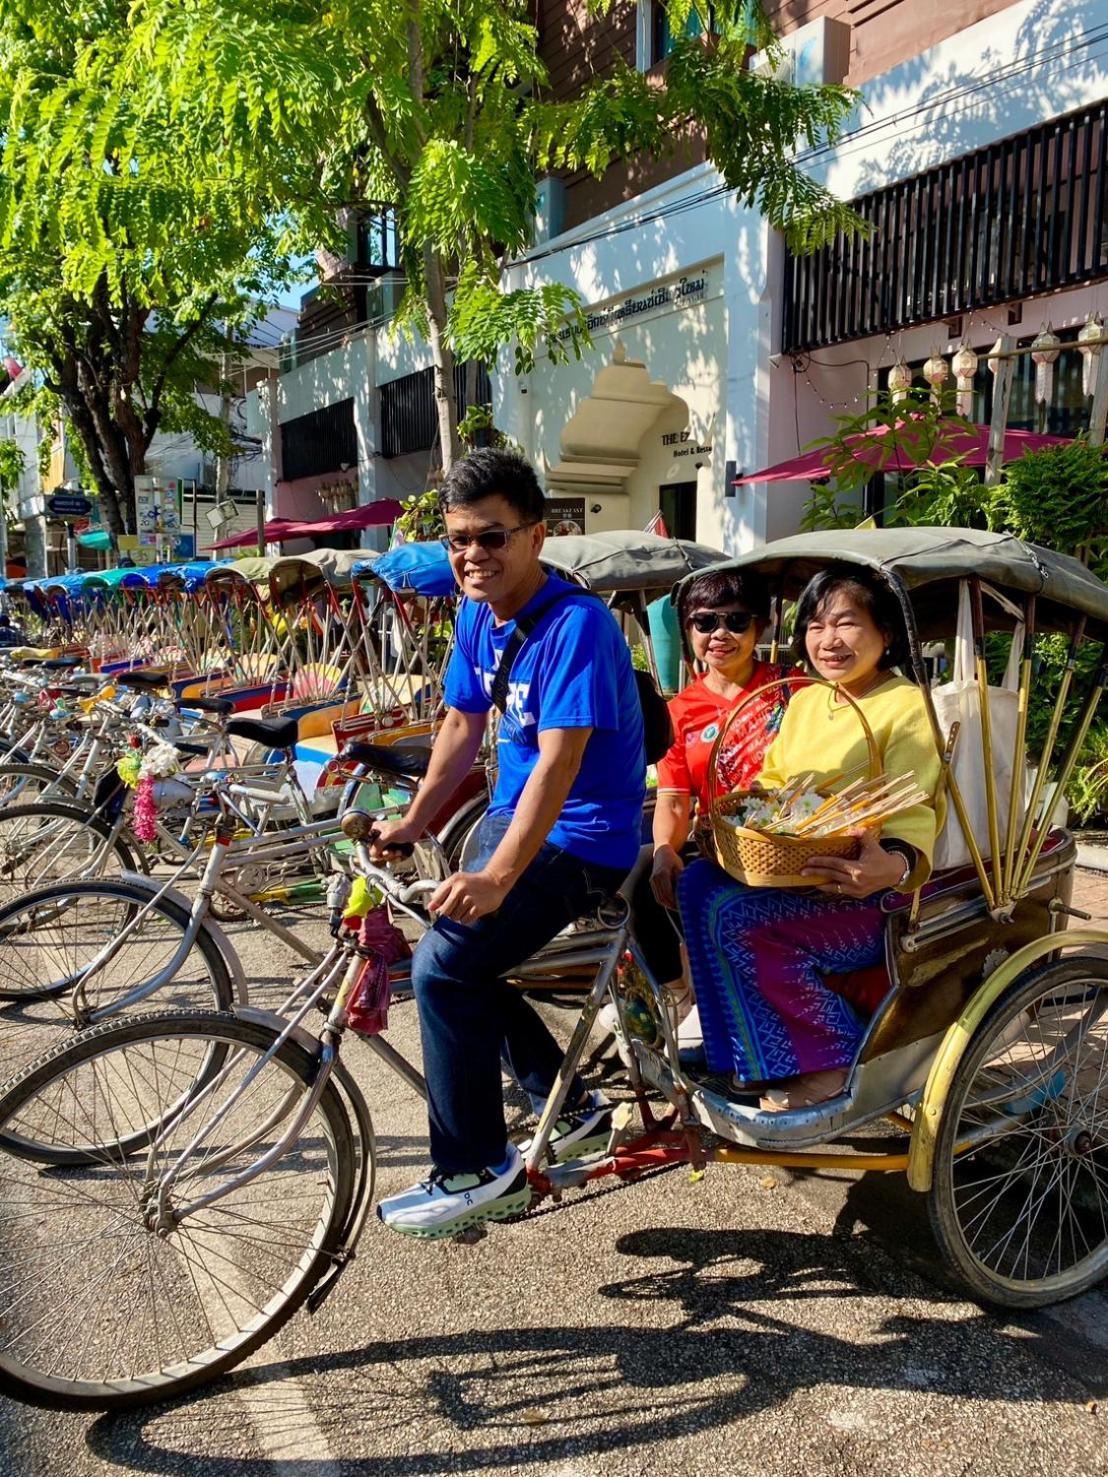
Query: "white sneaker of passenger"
517 1090 612 1164
376 1146 531 1239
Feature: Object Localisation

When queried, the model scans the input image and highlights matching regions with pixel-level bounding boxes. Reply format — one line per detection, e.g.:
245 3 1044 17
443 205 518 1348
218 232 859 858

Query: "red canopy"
208 500 403 551
285 500 403 535
210 518 300 551
735 423 1071 485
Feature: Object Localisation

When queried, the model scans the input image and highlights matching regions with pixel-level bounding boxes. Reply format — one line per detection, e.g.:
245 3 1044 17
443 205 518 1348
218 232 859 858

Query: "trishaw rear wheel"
929 957 1108 1308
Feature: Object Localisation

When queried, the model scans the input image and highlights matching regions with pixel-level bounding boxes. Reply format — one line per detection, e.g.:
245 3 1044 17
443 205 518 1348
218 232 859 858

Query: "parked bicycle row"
0 451 1103 1419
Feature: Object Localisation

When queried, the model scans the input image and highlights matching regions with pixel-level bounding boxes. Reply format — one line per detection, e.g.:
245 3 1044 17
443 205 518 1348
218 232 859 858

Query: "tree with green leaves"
95 0 859 471
0 437 24 572
0 2 295 535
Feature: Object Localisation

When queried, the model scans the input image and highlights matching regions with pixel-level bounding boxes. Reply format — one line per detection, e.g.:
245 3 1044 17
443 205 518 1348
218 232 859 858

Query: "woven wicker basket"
707 676 882 888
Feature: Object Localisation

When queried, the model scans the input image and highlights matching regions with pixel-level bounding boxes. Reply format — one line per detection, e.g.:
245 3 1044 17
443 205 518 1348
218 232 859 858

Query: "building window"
280 398 358 482
380 363 492 459
640 2 716 68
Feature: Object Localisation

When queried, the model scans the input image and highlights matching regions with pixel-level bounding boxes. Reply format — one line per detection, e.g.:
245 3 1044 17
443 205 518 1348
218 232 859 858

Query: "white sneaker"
517 1090 612 1163
376 1145 531 1239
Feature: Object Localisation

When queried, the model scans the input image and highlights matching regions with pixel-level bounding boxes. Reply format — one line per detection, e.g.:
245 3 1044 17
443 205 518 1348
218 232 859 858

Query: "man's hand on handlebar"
367 815 421 860
428 869 507 925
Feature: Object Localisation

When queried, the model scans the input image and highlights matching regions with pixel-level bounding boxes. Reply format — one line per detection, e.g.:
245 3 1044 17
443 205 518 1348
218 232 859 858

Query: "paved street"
2 877 1107 1477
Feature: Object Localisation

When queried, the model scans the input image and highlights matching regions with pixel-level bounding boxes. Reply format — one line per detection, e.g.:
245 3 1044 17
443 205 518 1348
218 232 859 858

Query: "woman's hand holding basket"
802 828 910 899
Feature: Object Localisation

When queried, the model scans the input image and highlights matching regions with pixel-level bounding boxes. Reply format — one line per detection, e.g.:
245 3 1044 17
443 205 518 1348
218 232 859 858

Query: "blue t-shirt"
443 574 646 870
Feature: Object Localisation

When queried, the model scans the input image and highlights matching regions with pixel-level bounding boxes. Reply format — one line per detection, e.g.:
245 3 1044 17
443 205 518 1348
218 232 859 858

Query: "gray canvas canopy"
674 528 1108 638
541 530 724 597
268 547 366 601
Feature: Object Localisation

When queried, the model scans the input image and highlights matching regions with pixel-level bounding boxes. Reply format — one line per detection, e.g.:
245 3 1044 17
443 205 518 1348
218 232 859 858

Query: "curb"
1076 843 1108 875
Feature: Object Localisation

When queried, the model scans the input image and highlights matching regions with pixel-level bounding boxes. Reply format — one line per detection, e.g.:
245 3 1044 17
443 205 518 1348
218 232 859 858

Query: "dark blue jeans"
411 814 628 1174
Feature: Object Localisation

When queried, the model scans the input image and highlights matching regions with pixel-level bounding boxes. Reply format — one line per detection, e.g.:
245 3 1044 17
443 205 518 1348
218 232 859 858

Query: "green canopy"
81 566 137 591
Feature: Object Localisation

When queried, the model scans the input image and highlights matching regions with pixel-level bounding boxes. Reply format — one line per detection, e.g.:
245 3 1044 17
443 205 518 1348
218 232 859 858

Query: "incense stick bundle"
731 772 929 840
794 776 928 838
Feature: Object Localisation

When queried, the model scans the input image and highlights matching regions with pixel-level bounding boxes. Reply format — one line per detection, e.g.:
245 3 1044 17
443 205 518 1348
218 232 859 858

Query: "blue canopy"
157 561 227 593
358 542 455 596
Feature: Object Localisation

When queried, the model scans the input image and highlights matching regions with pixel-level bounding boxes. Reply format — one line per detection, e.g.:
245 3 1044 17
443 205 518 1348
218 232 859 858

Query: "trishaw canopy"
268 547 365 602
362 531 725 600
682 527 1108 637
362 543 453 596
542 531 724 595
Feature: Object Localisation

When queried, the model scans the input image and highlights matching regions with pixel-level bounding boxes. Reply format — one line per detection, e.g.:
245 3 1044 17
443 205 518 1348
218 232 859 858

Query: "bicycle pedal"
605 1101 636 1155
452 1223 488 1245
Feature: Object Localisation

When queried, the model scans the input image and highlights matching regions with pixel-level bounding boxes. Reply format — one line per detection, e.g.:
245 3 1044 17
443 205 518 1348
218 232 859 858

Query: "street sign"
46 492 93 519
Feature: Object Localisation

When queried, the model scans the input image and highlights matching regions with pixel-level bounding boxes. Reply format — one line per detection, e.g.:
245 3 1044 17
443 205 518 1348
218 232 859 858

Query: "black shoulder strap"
489 584 592 713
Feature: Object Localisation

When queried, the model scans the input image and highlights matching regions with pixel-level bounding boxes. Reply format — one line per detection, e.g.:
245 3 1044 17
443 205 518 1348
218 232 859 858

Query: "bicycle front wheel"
0 800 139 911
0 1010 359 1411
0 879 233 1091
929 958 1108 1307
0 760 78 805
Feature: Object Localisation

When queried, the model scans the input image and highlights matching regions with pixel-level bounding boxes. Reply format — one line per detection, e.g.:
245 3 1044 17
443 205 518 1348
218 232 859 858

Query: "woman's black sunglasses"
687 610 755 635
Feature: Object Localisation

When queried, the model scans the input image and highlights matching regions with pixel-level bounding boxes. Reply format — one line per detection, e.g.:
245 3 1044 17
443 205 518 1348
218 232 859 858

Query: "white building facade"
250 0 1108 558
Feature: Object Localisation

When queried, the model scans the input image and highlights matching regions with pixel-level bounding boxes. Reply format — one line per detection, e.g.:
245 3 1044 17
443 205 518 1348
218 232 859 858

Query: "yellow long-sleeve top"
756 675 943 889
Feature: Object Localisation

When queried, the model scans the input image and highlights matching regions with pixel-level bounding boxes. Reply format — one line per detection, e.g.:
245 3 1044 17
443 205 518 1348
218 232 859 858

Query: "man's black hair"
437 448 546 524
792 563 912 674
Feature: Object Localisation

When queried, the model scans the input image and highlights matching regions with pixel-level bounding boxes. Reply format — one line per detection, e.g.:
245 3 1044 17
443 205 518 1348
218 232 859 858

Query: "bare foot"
759 1068 849 1112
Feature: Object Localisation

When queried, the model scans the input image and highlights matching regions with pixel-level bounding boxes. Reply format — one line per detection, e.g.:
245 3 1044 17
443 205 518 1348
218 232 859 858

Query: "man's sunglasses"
687 610 755 635
441 521 539 553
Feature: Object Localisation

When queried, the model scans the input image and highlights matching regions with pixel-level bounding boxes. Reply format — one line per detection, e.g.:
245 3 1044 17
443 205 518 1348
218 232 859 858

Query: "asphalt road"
1 902 1106 1477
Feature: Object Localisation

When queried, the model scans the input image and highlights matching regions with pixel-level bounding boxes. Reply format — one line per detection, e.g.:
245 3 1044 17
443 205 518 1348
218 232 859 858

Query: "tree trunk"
423 245 462 472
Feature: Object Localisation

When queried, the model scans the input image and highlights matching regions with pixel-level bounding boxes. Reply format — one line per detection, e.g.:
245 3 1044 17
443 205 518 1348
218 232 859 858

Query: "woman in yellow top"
677 565 942 1110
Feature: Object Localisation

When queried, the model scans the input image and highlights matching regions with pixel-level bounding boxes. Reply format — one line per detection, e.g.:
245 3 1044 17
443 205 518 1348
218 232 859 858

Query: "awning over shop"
209 518 302 551
208 501 403 551
290 501 403 534
77 529 113 551
735 423 1071 485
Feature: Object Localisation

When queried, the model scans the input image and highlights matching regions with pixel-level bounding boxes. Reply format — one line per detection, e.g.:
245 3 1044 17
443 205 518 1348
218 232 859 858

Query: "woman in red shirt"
632 569 789 1005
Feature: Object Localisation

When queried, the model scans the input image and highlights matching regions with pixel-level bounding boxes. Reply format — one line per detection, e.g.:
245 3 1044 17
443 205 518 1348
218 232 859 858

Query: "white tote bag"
931 583 1023 872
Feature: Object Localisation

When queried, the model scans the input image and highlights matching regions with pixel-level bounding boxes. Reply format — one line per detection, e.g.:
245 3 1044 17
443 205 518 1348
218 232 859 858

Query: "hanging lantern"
987 336 1006 381
1078 312 1103 399
922 351 949 405
1030 323 1062 407
888 360 912 404
951 342 979 417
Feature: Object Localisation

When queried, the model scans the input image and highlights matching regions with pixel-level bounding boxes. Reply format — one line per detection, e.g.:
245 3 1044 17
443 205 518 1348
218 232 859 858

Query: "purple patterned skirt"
677 860 886 1082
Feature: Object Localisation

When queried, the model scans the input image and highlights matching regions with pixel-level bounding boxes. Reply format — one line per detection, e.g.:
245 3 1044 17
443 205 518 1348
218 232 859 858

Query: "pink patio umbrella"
208 500 404 552
734 423 1072 485
209 518 301 551
281 500 403 536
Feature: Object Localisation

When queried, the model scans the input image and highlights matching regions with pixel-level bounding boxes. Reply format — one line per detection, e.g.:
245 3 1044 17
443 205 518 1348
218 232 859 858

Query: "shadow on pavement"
86 1221 1100 1475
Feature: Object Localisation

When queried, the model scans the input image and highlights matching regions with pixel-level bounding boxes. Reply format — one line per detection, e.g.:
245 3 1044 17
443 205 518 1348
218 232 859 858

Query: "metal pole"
256 487 265 556
65 520 77 573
